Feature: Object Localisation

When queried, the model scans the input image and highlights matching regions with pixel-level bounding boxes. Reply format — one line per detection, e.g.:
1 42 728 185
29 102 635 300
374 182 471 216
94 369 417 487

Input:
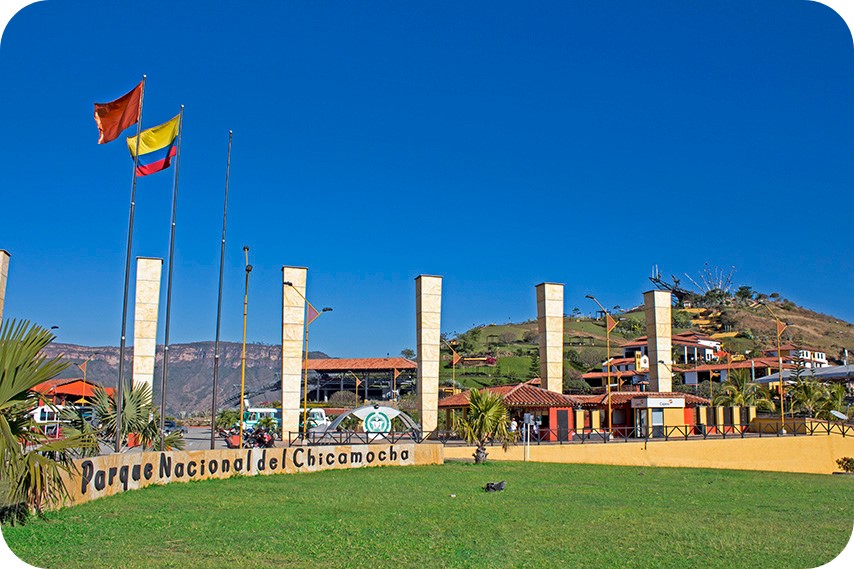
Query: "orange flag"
776 320 787 337
393 368 401 380
306 302 320 325
94 81 143 144
452 352 462 366
606 314 618 333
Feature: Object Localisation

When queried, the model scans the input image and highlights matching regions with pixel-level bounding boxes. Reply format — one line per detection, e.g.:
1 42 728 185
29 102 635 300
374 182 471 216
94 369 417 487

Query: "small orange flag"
776 320 787 337
452 352 462 366
393 368 401 380
606 314 618 333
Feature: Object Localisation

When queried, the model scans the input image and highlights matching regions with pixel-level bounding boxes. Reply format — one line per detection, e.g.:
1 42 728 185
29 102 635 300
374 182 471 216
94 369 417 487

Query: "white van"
242 407 279 430
29 404 66 438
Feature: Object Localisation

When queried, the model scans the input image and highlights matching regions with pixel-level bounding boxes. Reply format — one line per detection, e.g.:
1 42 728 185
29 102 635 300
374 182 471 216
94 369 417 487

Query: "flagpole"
159 105 184 449
302 326 310 437
210 131 232 450
116 74 146 453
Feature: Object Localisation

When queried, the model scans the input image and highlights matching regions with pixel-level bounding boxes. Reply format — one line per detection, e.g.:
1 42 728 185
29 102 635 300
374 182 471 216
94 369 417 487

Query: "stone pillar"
416 275 442 433
0 250 10 322
536 283 564 393
132 257 163 396
282 266 308 436
644 290 672 392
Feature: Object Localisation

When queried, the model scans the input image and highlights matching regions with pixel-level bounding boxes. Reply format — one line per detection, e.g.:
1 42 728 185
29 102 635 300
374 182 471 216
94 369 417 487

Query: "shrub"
836 457 854 473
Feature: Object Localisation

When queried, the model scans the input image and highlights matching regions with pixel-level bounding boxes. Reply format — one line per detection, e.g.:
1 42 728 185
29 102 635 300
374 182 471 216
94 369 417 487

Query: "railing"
286 420 853 446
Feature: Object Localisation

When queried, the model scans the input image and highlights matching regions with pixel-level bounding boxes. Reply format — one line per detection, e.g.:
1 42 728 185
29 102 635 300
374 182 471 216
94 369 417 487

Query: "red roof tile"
438 382 574 409
572 391 710 407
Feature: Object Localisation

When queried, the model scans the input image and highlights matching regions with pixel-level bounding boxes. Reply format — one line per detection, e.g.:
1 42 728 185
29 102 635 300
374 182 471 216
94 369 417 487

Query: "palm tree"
92 383 184 451
0 320 98 520
713 369 775 412
790 377 827 418
454 388 516 464
816 383 847 421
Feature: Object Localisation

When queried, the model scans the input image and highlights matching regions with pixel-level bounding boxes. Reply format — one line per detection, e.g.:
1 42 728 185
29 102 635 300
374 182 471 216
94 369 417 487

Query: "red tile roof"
438 381 574 409
686 358 793 372
305 358 417 372
572 391 710 407
582 370 644 379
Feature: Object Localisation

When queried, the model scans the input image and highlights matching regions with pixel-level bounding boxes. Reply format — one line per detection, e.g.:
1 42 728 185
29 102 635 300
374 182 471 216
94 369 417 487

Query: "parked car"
163 420 188 435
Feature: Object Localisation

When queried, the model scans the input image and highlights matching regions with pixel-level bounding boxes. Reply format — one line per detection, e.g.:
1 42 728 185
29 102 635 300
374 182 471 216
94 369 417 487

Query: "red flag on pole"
94 81 143 144
605 314 618 333
393 368 401 380
452 351 462 366
776 320 787 337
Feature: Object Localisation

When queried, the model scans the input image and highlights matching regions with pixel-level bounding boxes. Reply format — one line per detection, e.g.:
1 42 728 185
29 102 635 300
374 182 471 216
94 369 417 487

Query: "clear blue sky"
1 0 853 358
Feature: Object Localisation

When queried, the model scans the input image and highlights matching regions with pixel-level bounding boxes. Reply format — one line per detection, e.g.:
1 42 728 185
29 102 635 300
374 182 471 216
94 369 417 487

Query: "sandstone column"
416 275 442 433
0 250 10 322
644 290 673 392
282 266 308 435
132 257 163 396
536 283 564 393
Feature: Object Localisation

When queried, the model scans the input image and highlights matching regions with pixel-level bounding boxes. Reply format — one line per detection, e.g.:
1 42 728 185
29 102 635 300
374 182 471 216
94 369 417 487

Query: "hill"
437 298 854 389
40 342 328 416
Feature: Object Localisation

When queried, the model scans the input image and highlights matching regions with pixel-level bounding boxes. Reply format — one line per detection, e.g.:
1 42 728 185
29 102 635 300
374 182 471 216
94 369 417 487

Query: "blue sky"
1 0 853 358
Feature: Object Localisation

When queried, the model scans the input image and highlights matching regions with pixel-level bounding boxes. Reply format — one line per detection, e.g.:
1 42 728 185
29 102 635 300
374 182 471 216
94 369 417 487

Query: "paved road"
183 426 229 450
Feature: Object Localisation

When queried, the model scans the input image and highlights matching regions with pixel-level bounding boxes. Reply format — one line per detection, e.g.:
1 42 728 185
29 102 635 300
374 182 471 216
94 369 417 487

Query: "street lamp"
760 302 787 432
238 246 253 449
283 280 332 437
586 294 618 434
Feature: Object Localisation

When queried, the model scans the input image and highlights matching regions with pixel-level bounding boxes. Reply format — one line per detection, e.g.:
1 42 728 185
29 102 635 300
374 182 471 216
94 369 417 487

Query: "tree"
400 348 415 360
0 320 98 521
712 369 775 412
216 409 240 429
454 389 516 464
816 383 846 421
328 390 358 406
790 378 825 418
528 354 540 379
735 286 754 304
92 383 185 451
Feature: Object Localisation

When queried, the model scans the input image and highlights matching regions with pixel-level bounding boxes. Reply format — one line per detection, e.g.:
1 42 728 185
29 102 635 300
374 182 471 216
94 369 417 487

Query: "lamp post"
283 280 332 438
586 295 616 433
238 246 252 449
760 302 787 432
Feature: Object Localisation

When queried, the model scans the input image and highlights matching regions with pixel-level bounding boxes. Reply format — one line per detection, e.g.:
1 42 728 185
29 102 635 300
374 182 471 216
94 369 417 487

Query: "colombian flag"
127 114 180 176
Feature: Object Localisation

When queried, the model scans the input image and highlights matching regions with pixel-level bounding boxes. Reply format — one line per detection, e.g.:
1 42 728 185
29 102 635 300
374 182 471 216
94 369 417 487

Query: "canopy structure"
757 365 854 384
303 357 417 402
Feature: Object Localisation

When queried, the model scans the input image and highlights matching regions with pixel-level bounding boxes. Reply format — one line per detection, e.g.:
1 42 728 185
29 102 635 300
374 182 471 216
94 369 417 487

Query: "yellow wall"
444 435 854 475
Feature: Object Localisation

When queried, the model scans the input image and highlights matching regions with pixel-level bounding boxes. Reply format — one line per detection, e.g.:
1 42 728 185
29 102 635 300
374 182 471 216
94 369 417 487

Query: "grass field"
3 462 852 568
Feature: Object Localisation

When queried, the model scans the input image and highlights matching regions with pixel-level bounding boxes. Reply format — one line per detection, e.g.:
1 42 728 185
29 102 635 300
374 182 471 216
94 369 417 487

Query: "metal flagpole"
302 326 310 436
159 105 184 449
238 247 252 449
210 131 232 449
116 75 146 453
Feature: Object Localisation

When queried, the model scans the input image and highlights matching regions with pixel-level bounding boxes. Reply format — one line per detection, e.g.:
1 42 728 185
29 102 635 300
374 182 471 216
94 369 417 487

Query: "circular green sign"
364 411 392 434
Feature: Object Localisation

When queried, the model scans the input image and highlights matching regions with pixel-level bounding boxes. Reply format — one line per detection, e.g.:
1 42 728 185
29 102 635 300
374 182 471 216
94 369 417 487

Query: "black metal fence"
287 420 852 446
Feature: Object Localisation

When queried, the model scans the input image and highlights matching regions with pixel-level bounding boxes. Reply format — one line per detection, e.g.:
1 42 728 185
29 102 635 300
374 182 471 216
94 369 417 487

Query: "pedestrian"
509 418 518 433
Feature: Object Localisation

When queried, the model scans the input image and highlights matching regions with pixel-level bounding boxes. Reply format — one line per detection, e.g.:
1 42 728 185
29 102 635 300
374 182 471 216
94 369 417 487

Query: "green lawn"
3 462 852 569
